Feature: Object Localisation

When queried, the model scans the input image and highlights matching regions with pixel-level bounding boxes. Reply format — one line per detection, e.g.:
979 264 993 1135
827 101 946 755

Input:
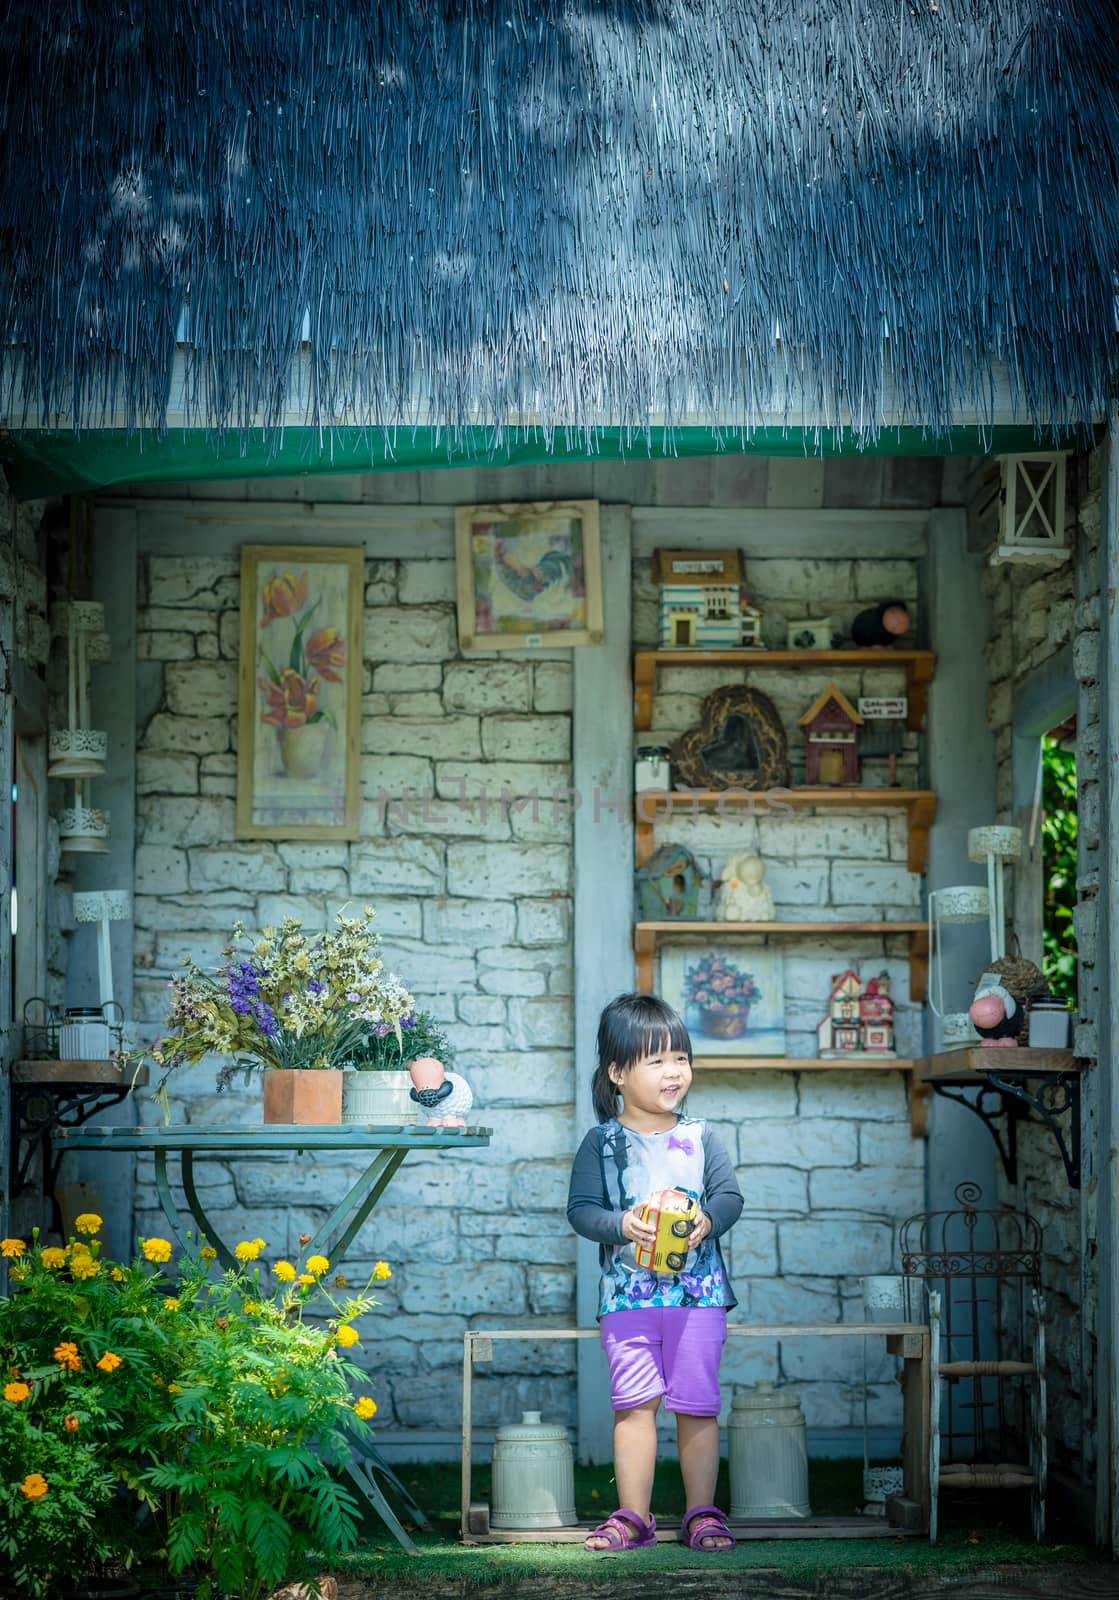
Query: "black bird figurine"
851 601 911 648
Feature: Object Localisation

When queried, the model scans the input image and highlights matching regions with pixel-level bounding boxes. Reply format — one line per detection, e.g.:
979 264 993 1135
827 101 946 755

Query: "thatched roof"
2 1 1117 452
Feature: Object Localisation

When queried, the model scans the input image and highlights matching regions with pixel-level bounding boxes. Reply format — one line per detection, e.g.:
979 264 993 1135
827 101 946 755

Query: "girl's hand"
688 1210 712 1248
621 1207 658 1249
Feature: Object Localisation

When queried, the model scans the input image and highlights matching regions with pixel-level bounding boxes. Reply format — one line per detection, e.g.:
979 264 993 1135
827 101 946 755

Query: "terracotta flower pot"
699 1003 750 1040
263 1068 343 1125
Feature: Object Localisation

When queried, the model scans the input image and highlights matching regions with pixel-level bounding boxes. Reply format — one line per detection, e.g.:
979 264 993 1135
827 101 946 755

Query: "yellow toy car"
634 1187 698 1274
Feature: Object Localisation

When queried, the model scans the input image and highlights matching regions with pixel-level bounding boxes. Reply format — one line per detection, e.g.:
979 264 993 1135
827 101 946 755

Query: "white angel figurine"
716 852 775 921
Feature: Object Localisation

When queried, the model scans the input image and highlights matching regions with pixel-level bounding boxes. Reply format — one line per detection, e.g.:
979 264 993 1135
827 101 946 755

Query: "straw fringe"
0 1 1116 446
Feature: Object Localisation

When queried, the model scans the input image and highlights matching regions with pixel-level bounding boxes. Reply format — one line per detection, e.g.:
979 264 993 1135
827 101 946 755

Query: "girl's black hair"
592 993 693 1122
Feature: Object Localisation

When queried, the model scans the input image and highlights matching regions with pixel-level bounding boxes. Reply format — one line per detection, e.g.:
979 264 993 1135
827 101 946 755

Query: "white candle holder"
968 826 1022 962
72 890 132 1008
58 803 110 854
927 885 991 1018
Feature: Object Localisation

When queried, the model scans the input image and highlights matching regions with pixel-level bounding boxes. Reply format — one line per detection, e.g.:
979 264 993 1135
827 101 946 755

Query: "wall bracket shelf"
633 649 936 733
915 1050 1081 1189
9 1060 148 1197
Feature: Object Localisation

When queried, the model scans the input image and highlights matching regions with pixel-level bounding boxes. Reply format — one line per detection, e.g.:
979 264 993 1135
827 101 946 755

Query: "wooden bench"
461 1322 930 1542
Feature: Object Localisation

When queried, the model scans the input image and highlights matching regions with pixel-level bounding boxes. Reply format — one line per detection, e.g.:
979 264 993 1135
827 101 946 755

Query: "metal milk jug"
728 1380 811 1518
490 1410 577 1529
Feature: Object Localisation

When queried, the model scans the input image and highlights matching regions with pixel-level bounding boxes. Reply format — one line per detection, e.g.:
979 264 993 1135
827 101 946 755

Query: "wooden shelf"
915 1047 1079 1084
634 919 929 1006
12 1059 145 1086
634 648 936 732
636 787 937 873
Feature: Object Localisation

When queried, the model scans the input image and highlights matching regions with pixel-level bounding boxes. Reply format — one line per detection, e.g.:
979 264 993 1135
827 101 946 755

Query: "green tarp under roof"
0 424 1088 501
1 2 1117 495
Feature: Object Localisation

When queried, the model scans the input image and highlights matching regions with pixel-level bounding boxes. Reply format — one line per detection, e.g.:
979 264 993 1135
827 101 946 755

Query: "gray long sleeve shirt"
567 1115 743 1314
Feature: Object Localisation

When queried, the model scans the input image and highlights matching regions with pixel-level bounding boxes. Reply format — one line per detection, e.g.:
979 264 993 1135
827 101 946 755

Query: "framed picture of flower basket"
660 945 787 1058
454 500 604 651
236 545 363 839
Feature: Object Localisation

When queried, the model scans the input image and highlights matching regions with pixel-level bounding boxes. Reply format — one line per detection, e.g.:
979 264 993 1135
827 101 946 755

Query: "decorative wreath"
669 685 791 791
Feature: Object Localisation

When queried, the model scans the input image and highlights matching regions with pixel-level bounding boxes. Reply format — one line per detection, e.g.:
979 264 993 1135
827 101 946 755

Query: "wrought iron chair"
900 1182 1046 1542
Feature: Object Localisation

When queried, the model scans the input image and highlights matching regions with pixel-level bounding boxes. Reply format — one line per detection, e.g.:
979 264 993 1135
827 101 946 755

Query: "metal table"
52 1121 493 1553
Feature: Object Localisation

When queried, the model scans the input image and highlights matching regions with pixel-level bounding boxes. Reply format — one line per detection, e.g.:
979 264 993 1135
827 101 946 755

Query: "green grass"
325 1459 1105 1588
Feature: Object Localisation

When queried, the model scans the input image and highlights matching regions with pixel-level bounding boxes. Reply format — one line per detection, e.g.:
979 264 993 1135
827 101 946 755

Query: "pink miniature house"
817 969 896 1059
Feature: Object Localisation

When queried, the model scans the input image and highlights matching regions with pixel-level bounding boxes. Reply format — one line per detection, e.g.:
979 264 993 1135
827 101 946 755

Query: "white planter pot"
342 1070 420 1125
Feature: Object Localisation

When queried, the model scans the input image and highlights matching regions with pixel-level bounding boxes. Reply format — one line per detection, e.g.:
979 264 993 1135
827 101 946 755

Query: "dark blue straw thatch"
0 1 1116 448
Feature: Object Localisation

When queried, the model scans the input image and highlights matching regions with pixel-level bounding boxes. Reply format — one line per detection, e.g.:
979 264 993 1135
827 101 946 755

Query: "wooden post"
573 504 633 1464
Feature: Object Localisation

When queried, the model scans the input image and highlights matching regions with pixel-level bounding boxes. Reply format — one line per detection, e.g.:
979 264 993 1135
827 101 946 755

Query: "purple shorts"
600 1306 727 1416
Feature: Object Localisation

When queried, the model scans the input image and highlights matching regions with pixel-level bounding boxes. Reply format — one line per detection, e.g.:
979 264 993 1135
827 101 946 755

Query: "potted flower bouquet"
138 908 413 1124
342 1008 453 1124
683 953 761 1040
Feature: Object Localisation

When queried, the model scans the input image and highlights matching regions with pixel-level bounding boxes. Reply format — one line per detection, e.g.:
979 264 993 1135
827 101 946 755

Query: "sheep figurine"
409 1055 474 1126
716 852 775 922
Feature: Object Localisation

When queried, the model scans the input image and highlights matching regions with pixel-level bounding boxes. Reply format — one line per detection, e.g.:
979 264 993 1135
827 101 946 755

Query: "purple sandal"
583 1507 657 1552
679 1503 736 1552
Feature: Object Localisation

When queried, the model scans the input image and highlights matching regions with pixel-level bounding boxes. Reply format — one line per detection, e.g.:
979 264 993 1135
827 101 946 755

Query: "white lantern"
72 890 132 1007
927 885 991 1018
967 825 1022 962
988 454 1069 565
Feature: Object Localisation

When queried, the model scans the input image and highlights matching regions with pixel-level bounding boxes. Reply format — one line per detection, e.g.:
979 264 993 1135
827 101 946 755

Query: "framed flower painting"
454 499 604 651
236 545 363 839
660 945 786 1059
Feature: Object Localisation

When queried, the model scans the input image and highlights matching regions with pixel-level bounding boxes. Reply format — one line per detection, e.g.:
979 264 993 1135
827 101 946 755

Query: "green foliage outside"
1041 737 1078 1006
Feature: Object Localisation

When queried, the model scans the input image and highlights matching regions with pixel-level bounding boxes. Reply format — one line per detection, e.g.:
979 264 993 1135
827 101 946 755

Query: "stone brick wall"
115 456 956 1454
973 449 1101 1509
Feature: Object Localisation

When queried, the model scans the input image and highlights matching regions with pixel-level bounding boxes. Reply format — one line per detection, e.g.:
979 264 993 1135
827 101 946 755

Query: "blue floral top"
567 1116 743 1315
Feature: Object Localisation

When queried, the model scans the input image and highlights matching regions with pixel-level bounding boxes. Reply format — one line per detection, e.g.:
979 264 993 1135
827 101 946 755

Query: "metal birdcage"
899 1182 1046 1542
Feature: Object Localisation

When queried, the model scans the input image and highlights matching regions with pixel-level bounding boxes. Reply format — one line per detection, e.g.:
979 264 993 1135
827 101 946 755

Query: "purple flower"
401 1015 416 1030
228 960 263 1017
307 980 323 996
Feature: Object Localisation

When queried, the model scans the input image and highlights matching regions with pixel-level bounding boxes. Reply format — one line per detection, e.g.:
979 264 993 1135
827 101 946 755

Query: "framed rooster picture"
454 500 604 651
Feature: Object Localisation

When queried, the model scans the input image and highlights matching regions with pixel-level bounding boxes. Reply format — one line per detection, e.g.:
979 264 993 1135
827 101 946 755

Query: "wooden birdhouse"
635 842 703 921
799 683 863 786
653 549 755 649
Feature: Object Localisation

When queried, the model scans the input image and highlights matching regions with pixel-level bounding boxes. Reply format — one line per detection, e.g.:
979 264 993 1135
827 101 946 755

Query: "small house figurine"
654 549 758 649
799 683 863 785
857 696 908 786
817 970 896 1058
636 842 703 920
739 596 765 649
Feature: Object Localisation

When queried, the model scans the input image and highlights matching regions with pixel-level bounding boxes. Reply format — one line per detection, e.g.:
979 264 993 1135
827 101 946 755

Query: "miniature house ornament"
799 684 863 785
816 970 895 1058
653 548 760 649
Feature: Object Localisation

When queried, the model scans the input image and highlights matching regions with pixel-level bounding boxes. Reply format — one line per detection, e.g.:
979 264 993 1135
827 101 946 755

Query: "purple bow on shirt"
668 1132 695 1156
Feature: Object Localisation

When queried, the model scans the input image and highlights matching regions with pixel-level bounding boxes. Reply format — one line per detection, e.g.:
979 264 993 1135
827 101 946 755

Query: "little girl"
567 992 743 1553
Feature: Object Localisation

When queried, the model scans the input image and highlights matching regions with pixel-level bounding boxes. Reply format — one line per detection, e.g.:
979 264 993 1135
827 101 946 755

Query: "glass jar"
634 746 671 792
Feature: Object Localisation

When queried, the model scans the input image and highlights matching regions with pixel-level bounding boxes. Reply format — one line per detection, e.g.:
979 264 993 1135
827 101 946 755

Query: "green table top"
52 1123 492 1152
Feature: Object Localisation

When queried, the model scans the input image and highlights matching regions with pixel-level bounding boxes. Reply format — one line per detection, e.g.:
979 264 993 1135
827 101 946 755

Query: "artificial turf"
327 1457 1105 1588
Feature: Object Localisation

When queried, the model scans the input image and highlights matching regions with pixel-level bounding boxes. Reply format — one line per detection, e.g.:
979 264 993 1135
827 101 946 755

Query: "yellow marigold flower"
335 1325 360 1348
96 1352 122 1373
1 1238 26 1258
168 1383 183 1395
298 1273 314 1287
64 1413 80 1433
200 1245 217 1262
272 1260 297 1282
4 1381 30 1403
305 1254 330 1276
9 1266 27 1282
142 1237 173 1264
75 1213 103 1236
39 1247 67 1269
54 1343 81 1372
252 1237 266 1250
334 1274 348 1288
70 1255 100 1281
110 1267 127 1281
353 1396 377 1420
373 1261 392 1281
20 1474 48 1500
163 1298 180 1312
242 1301 262 1315
234 1239 262 1262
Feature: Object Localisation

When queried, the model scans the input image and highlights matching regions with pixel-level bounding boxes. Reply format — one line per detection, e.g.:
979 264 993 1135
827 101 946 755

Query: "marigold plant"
0 1228 386 1598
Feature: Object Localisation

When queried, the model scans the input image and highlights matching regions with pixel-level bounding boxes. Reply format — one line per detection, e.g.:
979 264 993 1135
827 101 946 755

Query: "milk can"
490 1411 577 1529
728 1381 811 1518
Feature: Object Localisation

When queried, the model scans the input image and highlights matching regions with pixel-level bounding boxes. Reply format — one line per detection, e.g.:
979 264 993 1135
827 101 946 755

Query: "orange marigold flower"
333 1274 348 1288
4 1382 30 1403
54 1343 81 1372
64 1413 80 1433
1 1238 26 1258
260 571 308 628
200 1245 217 1262
305 625 346 683
96 1352 122 1373
20 1474 48 1500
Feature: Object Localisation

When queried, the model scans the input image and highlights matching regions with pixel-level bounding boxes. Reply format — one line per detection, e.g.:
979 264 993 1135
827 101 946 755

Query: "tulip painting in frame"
236 545 363 839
